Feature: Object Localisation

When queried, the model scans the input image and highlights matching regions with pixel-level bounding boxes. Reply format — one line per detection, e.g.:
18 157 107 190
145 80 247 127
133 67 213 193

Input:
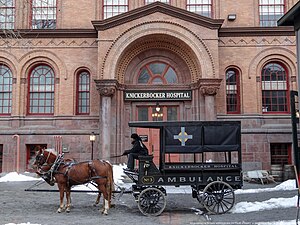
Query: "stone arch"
19 50 67 80
248 47 296 113
74 66 92 76
0 50 19 78
124 48 190 85
101 21 216 83
73 65 95 78
119 34 194 85
248 47 297 80
19 50 67 116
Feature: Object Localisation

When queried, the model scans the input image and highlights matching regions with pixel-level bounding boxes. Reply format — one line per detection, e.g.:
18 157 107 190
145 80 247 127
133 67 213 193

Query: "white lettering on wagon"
156 176 240 183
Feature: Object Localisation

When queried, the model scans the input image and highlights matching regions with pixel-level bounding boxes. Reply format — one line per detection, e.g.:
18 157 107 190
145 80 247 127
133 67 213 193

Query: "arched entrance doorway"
125 61 192 164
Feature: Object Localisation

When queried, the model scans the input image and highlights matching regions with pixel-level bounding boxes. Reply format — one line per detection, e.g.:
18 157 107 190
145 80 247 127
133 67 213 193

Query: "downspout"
12 134 20 173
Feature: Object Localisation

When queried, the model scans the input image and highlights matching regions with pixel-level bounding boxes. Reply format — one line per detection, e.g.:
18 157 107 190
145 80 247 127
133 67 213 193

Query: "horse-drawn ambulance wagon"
124 120 242 216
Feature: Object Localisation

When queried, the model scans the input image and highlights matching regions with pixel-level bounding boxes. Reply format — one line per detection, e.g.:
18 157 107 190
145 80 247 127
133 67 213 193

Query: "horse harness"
50 156 108 186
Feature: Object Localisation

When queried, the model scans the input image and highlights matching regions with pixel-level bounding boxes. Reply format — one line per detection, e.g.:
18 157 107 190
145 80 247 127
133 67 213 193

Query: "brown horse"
33 148 114 215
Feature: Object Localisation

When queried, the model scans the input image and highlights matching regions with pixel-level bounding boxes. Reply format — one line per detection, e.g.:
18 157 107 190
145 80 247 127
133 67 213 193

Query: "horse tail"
106 162 114 206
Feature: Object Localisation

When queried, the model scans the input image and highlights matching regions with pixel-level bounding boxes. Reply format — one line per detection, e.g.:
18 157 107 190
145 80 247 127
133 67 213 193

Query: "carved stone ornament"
200 86 219 96
20 78 27 84
99 87 116 97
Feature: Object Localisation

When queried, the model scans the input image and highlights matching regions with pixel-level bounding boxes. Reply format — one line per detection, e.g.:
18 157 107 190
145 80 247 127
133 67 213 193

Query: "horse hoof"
57 209 62 213
66 209 70 213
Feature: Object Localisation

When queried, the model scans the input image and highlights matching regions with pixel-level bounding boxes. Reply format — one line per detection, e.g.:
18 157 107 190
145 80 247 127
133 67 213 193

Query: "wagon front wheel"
137 187 166 216
202 181 235 214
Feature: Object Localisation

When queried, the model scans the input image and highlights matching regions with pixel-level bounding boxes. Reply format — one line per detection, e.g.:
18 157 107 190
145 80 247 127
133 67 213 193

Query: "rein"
41 150 52 167
37 150 61 176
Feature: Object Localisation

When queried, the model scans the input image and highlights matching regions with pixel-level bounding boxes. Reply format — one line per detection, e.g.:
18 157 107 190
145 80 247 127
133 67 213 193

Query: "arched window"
261 62 288 113
137 62 178 84
28 65 55 115
0 64 12 115
226 68 240 114
76 71 90 115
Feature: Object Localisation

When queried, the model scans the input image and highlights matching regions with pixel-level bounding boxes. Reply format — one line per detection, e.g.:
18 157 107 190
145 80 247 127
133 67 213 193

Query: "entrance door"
136 104 179 165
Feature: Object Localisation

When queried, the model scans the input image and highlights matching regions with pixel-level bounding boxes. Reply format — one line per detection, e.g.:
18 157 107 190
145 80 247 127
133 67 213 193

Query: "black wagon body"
124 120 243 216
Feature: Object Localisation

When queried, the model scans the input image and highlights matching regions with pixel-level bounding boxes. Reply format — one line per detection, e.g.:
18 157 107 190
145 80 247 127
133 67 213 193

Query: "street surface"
0 178 297 225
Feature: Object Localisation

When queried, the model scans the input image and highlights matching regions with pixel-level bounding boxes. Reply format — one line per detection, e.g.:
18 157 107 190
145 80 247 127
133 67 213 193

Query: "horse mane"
45 148 58 156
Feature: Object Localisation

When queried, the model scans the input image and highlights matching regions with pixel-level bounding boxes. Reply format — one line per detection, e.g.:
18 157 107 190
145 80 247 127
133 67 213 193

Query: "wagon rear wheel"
137 187 166 216
202 181 235 214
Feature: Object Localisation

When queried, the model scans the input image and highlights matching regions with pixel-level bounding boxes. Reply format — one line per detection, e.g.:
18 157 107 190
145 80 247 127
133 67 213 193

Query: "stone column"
95 80 117 159
200 86 219 121
200 80 222 162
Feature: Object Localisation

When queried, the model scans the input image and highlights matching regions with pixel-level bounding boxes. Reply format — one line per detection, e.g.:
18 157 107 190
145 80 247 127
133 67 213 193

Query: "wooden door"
136 104 179 165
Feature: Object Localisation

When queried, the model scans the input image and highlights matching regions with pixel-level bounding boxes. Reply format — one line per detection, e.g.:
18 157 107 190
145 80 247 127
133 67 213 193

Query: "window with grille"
103 0 128 19
167 106 178 121
28 65 55 115
0 64 12 115
0 0 15 29
226 69 240 114
76 71 90 115
137 105 178 121
186 0 212 18
270 143 291 165
31 0 56 29
137 62 178 84
145 0 170 4
261 62 288 113
259 0 285 27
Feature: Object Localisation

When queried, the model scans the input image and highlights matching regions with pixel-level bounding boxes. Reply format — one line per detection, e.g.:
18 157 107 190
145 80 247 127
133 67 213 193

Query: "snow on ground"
0 165 299 225
5 224 41 225
0 172 41 182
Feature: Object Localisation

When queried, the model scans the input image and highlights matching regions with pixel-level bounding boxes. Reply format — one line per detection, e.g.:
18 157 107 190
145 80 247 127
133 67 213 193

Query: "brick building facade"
0 0 298 172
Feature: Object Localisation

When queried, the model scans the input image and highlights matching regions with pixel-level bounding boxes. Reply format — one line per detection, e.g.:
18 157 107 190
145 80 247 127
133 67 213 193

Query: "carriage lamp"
89 132 96 160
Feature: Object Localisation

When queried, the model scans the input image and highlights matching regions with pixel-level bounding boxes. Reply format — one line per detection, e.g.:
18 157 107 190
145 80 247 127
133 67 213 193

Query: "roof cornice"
219 26 295 37
92 2 224 31
0 29 97 38
277 1 300 29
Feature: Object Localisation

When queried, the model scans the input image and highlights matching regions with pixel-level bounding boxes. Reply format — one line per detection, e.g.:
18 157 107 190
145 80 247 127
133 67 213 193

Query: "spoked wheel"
137 187 166 216
202 181 235 214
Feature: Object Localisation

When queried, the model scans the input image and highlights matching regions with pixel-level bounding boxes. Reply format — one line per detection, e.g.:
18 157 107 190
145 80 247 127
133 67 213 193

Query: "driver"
123 133 148 171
